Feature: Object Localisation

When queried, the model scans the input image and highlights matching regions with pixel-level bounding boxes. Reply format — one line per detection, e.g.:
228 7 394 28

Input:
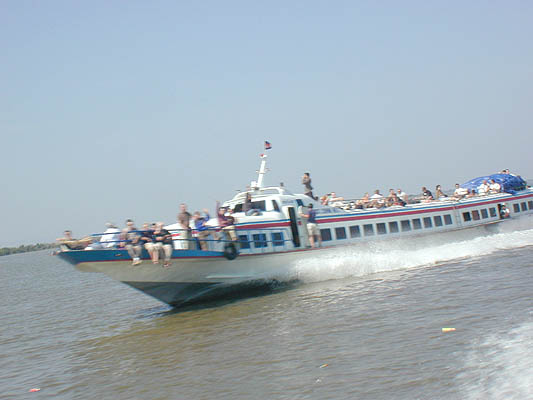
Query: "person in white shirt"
453 184 468 199
477 180 489 195
396 189 408 203
489 179 501 193
370 189 385 208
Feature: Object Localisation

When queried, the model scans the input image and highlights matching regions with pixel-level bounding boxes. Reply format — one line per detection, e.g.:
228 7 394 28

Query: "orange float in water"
442 328 456 332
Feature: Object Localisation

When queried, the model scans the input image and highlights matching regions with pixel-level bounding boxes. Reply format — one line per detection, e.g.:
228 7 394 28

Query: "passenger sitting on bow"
56 230 92 250
370 190 385 208
193 209 211 251
435 185 448 200
86 223 121 250
421 187 434 202
122 219 142 265
477 180 489 195
489 179 501 194
453 184 468 199
151 222 173 267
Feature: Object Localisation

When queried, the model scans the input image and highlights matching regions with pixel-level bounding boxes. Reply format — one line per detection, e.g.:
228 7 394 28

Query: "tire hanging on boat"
223 242 238 260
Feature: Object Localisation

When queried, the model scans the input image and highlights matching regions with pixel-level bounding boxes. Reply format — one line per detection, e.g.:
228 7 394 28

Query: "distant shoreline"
0 243 57 257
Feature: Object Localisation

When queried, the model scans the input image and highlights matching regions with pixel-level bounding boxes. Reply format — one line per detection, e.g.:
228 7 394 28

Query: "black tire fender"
223 242 238 260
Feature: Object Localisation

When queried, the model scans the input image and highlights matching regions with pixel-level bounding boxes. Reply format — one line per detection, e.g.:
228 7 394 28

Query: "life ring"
223 242 238 260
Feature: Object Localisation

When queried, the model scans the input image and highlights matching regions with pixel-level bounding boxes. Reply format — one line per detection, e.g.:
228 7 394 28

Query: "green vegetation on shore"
0 243 57 257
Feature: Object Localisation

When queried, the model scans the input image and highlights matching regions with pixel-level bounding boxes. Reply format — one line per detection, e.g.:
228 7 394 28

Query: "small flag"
264 141 272 150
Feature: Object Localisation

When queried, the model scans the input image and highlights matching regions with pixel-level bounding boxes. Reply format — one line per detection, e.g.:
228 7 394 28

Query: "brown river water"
1 218 532 399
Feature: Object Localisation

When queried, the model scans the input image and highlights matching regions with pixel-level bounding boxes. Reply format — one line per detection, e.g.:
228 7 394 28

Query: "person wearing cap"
300 203 321 248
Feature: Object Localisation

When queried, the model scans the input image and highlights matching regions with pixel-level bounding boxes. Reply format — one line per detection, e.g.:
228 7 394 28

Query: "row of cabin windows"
513 201 533 213
238 232 285 249
233 200 281 213
462 207 497 222
320 214 454 241
462 200 532 222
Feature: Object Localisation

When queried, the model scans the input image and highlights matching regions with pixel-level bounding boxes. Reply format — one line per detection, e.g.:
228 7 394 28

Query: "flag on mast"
264 141 272 150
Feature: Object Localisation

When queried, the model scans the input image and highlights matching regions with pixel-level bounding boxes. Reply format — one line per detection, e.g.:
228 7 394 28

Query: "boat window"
350 226 361 238
444 214 453 225
271 232 284 246
412 218 422 230
521 202 527 211
377 223 387 235
335 227 347 240
320 229 332 241
272 200 280 212
401 220 411 232
489 208 497 217
252 233 268 248
434 215 443 227
481 209 488 219
423 217 433 228
363 224 374 236
238 234 250 249
389 221 399 233
463 212 471 222
528 201 533 210
472 210 480 221
513 203 520 213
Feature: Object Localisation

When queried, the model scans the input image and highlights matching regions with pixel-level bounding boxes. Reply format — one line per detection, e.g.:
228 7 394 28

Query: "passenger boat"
57 154 533 307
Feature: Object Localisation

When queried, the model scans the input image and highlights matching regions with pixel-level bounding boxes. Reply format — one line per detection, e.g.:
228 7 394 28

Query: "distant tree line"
0 243 57 256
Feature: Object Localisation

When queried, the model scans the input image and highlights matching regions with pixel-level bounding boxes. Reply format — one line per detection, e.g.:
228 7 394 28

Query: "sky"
1 1 532 247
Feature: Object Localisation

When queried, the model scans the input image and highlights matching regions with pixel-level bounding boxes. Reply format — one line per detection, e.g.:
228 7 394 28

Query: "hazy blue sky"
2 1 532 246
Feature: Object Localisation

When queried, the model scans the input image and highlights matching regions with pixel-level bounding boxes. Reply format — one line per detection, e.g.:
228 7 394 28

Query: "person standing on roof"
302 172 314 199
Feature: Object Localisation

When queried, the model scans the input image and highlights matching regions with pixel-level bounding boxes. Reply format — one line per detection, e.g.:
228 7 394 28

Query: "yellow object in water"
442 328 456 332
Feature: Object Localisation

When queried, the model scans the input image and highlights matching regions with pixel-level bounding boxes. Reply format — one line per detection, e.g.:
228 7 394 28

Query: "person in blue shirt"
301 203 321 248
193 209 211 251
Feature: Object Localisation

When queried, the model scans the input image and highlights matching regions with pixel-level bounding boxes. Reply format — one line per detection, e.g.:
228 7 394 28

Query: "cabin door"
287 207 301 248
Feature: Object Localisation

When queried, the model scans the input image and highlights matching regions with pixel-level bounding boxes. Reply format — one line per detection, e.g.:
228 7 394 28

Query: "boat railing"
84 226 292 253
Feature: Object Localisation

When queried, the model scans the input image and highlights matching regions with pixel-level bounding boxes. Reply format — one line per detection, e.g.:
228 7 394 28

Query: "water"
1 221 532 399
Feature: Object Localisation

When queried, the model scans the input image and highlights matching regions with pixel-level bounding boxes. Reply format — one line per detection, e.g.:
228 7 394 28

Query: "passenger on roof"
489 179 501 194
477 180 489 195
370 190 385 208
453 184 468 199
467 189 476 198
320 195 329 205
302 172 314 199
435 185 448 200
421 187 433 202
396 189 408 204
329 192 344 202
385 189 396 207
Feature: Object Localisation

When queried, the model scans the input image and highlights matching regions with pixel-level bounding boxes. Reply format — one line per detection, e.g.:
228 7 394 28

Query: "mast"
251 153 268 190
